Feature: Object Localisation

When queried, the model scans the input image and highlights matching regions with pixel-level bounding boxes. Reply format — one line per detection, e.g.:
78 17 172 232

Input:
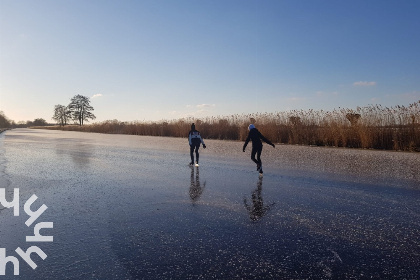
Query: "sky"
1 0 419 123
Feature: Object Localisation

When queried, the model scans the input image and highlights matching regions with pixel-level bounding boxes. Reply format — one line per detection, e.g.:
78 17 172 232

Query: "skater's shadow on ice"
189 166 206 205
243 177 275 221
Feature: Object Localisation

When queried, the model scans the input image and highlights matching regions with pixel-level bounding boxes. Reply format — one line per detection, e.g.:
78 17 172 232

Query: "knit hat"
248 124 255 131
191 123 195 130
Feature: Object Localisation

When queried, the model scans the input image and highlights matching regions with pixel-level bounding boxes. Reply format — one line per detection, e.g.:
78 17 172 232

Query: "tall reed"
41 101 420 152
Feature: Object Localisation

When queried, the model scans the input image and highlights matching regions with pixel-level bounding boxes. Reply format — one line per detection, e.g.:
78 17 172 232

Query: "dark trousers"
251 145 262 166
190 143 200 163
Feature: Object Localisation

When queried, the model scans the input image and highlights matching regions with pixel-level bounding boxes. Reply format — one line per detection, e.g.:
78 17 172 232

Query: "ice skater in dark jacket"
243 124 275 174
188 123 206 166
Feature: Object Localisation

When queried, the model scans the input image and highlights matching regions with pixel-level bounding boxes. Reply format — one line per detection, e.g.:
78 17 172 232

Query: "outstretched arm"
243 134 250 151
259 132 275 147
200 136 206 148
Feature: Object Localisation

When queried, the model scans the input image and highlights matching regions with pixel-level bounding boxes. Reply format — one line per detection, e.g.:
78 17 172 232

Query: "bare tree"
68 95 96 126
52 105 71 126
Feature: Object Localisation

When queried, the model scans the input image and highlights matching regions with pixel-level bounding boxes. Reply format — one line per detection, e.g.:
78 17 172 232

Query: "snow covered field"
1 129 419 279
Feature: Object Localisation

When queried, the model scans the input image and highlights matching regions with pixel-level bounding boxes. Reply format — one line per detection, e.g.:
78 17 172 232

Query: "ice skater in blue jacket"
188 123 206 166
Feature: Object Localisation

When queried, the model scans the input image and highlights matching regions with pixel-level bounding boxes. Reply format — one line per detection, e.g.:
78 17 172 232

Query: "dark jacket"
243 128 274 150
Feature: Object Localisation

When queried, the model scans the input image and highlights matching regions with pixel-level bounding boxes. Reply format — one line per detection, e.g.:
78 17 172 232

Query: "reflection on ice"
189 166 206 204
243 177 275 221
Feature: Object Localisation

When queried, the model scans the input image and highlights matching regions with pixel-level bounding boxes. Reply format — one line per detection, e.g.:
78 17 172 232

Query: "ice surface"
0 129 419 279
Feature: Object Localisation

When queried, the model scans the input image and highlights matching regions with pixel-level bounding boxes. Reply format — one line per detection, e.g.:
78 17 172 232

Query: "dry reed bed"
41 101 420 151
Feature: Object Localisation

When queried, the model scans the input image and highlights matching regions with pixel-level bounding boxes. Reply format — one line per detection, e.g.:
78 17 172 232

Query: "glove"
271 143 275 148
243 148 246 152
203 144 206 149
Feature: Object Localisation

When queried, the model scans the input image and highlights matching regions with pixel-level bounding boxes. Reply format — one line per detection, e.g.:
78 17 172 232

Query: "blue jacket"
188 130 205 146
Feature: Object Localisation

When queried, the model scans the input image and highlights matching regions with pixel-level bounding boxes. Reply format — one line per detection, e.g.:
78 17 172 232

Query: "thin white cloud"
91 94 103 99
181 104 217 119
353 81 376 86
196 104 216 108
184 109 211 118
186 104 216 109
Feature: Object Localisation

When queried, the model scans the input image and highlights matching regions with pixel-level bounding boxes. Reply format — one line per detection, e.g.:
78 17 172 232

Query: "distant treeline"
0 111 13 128
0 111 51 128
42 101 420 152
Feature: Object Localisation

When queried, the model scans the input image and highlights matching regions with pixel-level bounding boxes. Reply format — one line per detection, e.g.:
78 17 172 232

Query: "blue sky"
1 0 419 123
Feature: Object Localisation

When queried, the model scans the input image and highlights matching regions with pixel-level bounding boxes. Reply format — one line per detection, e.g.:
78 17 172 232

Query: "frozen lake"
1 128 419 279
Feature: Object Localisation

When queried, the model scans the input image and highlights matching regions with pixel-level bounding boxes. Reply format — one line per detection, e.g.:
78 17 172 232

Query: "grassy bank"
38 101 420 152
